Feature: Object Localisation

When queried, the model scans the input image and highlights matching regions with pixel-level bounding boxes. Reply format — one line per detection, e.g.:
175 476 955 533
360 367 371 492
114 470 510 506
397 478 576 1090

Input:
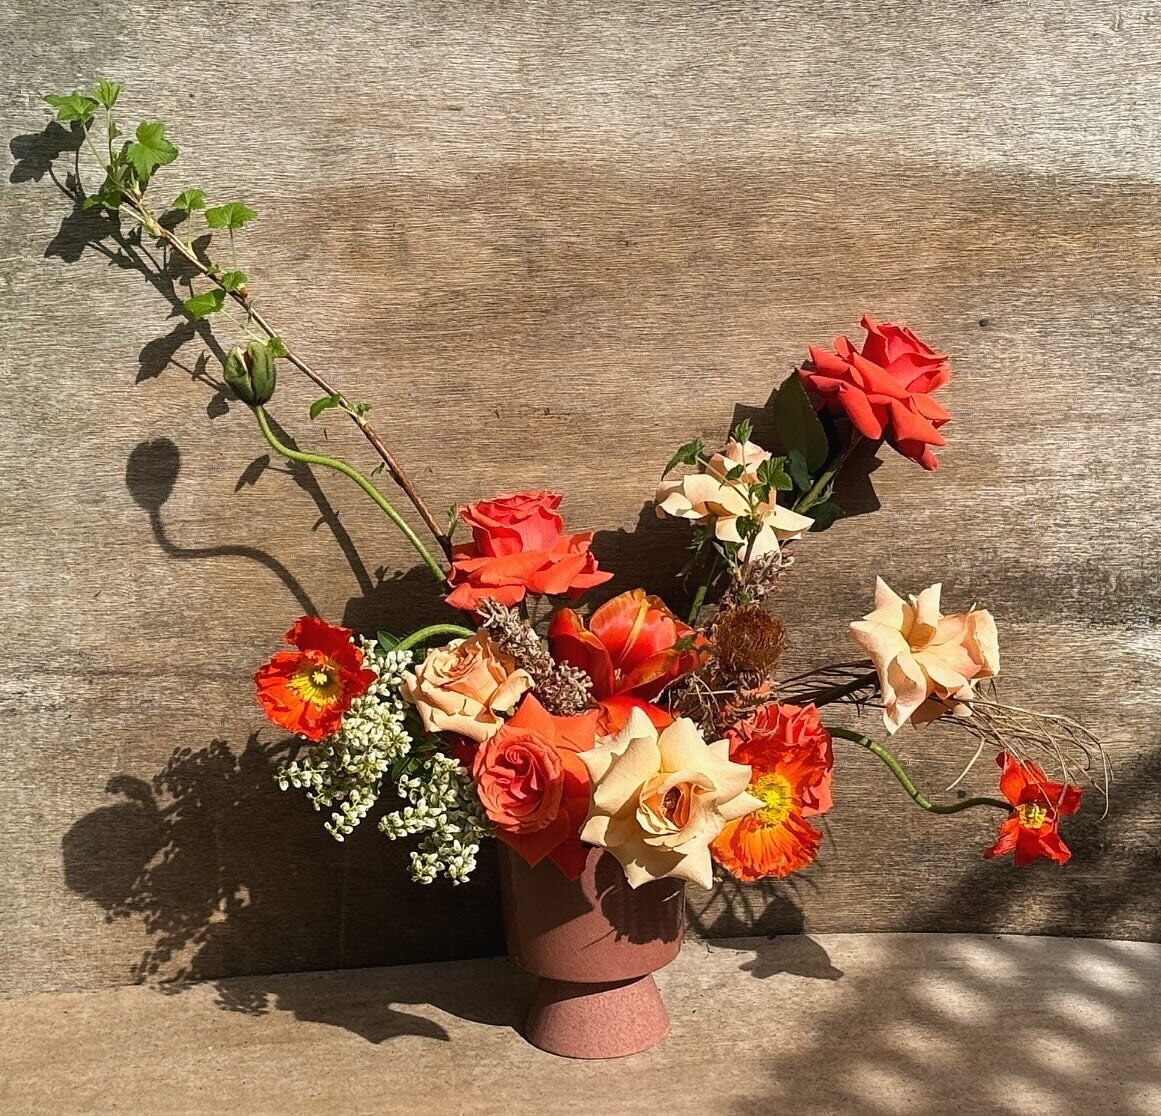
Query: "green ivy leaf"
266 336 289 358
205 201 257 230
219 270 247 292
807 500 846 532
309 394 342 420
172 188 206 212
771 372 829 473
44 92 98 124
662 439 704 478
92 77 120 109
125 120 178 182
183 289 226 320
787 448 812 492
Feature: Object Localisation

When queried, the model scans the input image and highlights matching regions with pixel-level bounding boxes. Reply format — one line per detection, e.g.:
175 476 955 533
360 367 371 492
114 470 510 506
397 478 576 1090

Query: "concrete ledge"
1 934 1158 1115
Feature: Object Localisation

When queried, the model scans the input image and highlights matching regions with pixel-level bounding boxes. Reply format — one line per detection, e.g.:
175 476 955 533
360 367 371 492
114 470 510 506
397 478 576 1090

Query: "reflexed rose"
850 578 999 734
254 616 376 742
401 631 532 743
983 753 1082 867
472 695 599 878
549 588 710 701
446 491 611 611
655 438 814 560
577 709 761 889
802 316 952 470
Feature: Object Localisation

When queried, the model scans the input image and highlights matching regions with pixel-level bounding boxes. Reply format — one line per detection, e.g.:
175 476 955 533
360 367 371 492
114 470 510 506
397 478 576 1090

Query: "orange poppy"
711 703 834 881
984 753 1083 867
254 616 376 742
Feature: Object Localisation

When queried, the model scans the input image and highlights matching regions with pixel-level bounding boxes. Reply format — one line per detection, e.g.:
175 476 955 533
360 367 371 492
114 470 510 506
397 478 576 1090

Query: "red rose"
446 491 612 611
801 315 952 471
472 695 599 878
254 616 376 742
726 702 834 816
548 588 710 701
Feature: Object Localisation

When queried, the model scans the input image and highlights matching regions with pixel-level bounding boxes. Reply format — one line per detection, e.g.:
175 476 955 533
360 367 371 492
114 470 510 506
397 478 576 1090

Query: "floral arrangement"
38 80 1109 895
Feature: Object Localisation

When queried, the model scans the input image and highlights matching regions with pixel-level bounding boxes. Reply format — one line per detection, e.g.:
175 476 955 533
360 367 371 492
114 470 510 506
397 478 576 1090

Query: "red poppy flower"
446 491 612 611
472 695 599 878
548 588 710 701
984 752 1083 867
710 704 835 881
254 616 376 742
801 315 952 470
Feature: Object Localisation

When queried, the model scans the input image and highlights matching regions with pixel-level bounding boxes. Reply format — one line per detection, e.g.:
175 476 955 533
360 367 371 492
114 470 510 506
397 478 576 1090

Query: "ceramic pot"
498 845 685 1059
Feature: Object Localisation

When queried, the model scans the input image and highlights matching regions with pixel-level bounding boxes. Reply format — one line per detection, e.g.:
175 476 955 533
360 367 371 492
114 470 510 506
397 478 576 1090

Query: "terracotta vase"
498 845 685 1059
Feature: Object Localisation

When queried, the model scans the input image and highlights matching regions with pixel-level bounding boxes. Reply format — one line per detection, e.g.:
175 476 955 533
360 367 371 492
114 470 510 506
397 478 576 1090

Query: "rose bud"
223 340 277 406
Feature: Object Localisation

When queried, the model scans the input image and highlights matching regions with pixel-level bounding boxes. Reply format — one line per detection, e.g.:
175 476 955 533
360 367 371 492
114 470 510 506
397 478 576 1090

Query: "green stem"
688 549 720 624
794 434 862 514
829 726 1011 814
252 405 447 583
394 624 477 652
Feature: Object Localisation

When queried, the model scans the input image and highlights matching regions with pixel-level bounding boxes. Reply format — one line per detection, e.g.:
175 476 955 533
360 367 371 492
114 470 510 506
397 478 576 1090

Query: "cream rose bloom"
577 709 762 889
401 632 533 743
655 438 814 559
850 578 1000 735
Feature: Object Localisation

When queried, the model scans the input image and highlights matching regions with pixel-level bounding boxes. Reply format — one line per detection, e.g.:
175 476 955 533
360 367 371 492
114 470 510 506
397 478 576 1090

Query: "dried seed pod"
714 604 786 676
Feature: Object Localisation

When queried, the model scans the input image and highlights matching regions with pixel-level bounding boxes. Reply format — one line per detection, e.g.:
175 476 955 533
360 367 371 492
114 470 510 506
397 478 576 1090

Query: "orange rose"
446 491 612 611
472 695 599 878
801 315 952 470
401 631 532 743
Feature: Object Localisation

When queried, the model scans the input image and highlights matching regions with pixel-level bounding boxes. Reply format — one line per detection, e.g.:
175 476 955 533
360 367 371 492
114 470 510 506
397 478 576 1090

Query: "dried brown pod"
713 604 786 676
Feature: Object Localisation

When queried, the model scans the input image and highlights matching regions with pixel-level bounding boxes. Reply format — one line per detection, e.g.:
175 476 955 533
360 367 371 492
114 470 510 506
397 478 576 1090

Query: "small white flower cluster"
276 641 415 841
379 751 493 885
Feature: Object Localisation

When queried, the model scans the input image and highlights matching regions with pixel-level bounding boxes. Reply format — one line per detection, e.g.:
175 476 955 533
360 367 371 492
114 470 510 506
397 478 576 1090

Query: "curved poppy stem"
252 406 448 584
829 726 1010 814
394 624 476 652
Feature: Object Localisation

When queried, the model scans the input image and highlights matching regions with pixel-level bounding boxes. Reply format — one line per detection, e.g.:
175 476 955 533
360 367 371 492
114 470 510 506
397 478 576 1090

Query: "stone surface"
1 934 1158 1115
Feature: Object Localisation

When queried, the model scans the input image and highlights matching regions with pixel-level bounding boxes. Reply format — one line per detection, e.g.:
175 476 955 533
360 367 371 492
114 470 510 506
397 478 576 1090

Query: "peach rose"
655 438 814 560
578 709 762 889
401 631 532 743
849 578 999 734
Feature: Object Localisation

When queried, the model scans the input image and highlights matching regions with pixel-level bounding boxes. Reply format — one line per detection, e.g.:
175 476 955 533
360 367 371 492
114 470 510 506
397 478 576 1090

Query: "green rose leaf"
125 120 178 182
309 394 342 420
183 289 227 320
44 92 98 124
92 77 120 109
787 448 812 492
756 456 793 493
771 372 829 473
662 439 704 478
172 188 206 212
205 201 257 230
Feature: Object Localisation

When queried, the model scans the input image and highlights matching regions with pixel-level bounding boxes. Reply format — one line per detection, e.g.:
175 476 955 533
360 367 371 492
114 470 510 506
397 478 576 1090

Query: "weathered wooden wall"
2 1 1159 997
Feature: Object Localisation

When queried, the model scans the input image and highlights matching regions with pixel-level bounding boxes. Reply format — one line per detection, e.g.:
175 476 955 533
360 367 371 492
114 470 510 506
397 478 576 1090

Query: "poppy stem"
252 406 448 584
394 624 477 652
829 726 1010 814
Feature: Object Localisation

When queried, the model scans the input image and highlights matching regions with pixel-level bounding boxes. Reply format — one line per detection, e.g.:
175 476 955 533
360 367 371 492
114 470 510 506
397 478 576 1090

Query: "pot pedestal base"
524 973 669 1059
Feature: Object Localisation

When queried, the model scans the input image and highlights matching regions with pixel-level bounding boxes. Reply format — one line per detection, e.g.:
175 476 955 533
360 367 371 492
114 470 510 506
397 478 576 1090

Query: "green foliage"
125 120 178 182
662 438 704 478
787 448 812 492
205 201 256 230
44 92 98 123
731 417 753 444
724 462 746 481
93 77 120 109
309 393 342 420
172 188 206 212
266 336 289 358
218 270 247 292
82 171 122 212
183 288 227 320
377 630 401 652
751 456 793 504
808 500 846 531
771 373 829 473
